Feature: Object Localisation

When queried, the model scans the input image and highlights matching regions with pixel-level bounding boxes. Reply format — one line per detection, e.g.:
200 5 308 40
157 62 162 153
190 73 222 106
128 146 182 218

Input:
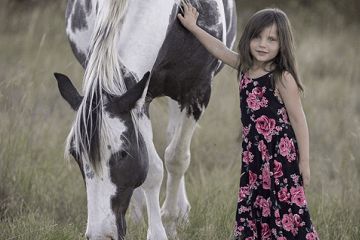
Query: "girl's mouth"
256 50 268 55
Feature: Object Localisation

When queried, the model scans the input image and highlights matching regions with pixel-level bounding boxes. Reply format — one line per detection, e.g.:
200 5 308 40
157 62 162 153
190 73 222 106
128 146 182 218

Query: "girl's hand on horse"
177 2 199 32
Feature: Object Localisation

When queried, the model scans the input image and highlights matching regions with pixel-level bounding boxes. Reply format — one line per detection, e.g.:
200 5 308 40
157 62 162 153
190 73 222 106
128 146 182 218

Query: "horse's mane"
65 0 140 172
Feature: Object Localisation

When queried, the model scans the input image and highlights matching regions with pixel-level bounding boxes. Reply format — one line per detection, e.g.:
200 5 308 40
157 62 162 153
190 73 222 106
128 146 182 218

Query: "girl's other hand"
299 160 310 188
177 1 199 32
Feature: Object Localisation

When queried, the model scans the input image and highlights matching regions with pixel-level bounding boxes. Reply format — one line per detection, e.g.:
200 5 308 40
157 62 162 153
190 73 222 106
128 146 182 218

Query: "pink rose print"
282 213 305 236
243 150 254 165
255 115 276 142
279 136 296 162
234 223 244 237
274 160 283 178
290 186 307 207
246 95 261 110
293 214 305 228
238 186 250 202
247 219 256 231
261 223 271 239
260 198 271 217
278 107 289 124
278 187 290 202
254 195 263 207
262 163 271 190
277 237 287 240
249 170 257 187
258 140 271 161
291 174 300 184
246 87 268 111
242 124 251 138
275 126 283 132
275 209 282 227
275 209 280 218
239 206 251 213
306 232 318 240
240 73 252 89
282 214 294 232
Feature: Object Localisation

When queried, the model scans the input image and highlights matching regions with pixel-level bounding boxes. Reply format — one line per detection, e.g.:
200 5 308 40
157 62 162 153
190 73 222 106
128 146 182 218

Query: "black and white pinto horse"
55 0 236 239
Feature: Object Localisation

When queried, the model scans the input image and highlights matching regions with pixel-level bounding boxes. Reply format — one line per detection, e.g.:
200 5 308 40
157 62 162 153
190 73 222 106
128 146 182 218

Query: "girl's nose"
259 38 267 47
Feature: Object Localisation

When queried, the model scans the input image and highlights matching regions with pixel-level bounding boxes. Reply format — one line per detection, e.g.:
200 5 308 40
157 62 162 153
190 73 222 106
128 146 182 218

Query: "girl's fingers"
177 13 184 21
184 3 189 12
179 4 184 14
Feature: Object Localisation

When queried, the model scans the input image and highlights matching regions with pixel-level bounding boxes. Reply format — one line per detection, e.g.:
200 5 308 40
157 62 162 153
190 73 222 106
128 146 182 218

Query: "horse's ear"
54 72 83 111
106 71 150 115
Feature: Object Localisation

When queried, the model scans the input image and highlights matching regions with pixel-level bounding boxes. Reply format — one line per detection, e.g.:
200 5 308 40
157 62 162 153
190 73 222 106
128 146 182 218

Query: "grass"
1 1 360 239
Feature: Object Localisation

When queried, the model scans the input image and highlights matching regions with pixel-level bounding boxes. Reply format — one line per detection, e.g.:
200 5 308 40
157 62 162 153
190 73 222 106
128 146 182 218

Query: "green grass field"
1 1 359 239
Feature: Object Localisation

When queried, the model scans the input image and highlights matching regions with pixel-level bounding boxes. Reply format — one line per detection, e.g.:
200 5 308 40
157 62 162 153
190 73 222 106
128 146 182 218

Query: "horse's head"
55 72 150 240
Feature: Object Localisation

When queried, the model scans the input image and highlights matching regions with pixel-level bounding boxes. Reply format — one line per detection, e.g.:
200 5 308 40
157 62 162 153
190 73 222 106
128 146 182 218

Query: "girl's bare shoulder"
278 71 297 91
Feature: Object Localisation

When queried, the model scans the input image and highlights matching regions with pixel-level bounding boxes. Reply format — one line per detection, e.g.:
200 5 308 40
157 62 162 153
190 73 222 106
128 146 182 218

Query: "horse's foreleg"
129 188 146 224
140 118 168 240
161 98 199 237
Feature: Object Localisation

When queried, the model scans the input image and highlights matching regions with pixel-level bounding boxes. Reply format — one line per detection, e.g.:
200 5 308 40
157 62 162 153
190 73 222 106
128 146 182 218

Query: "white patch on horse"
117 0 175 78
66 0 96 63
161 99 199 237
85 162 118 240
136 115 168 240
85 114 127 239
65 0 130 166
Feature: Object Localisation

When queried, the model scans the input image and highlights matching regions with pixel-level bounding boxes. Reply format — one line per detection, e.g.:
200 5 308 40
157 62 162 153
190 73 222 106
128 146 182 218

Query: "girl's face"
250 23 280 67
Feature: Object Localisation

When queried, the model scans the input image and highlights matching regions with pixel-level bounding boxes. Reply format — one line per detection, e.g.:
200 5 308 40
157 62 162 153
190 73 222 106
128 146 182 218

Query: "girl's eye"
268 37 277 41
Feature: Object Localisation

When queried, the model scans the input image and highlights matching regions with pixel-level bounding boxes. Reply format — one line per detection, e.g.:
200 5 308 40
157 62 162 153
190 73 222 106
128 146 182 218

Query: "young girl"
178 3 319 240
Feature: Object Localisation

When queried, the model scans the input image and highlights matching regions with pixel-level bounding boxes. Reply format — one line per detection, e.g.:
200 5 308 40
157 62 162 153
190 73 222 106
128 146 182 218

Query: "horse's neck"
66 0 177 80
118 0 176 79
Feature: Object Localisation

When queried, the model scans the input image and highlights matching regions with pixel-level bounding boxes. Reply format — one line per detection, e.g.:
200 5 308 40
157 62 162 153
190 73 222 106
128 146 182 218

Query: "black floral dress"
234 72 319 240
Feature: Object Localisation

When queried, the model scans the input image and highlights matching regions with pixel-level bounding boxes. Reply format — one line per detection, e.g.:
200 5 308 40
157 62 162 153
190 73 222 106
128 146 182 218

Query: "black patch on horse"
148 0 224 120
71 1 88 32
66 0 75 20
108 112 149 238
85 0 92 13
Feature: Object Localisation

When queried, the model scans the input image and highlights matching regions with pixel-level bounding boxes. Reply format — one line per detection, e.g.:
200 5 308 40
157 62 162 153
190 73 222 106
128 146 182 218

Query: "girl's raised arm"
177 2 239 69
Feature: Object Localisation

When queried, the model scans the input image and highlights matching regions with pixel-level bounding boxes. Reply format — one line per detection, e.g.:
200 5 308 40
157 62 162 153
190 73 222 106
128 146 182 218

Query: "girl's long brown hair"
237 8 303 92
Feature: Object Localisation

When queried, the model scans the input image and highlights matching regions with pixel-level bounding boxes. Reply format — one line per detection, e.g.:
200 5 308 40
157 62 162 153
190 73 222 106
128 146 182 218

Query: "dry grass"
0 1 359 239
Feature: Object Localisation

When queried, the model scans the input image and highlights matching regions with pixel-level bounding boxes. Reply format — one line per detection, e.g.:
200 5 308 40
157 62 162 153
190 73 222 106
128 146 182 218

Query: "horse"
54 0 237 239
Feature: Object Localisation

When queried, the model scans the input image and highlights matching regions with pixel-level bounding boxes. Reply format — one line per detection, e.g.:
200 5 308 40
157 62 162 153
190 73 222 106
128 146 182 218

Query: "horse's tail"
65 0 129 172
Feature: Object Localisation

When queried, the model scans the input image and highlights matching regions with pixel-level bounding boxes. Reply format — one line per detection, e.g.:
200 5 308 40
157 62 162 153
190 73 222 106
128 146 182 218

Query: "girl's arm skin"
278 72 311 187
177 2 239 69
